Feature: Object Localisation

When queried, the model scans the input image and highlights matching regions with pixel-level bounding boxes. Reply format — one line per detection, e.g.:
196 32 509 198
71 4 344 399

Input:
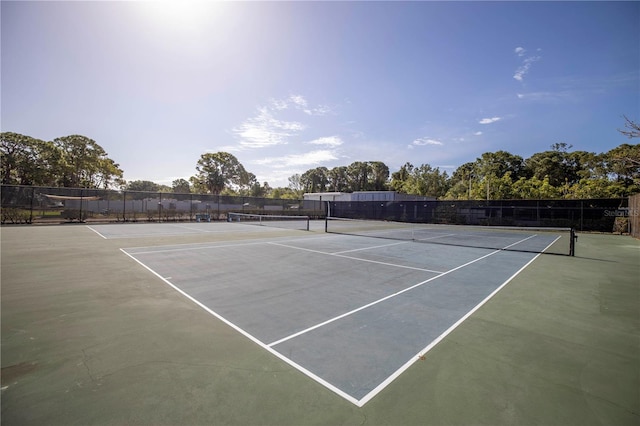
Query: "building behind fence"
0 185 325 224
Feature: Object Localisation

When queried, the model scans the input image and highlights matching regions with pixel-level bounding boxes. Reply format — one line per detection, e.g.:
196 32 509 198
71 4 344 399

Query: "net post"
570 228 577 256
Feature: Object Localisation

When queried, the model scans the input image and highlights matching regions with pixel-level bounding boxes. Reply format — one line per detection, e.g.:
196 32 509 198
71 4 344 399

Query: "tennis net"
228 212 310 231
325 217 576 256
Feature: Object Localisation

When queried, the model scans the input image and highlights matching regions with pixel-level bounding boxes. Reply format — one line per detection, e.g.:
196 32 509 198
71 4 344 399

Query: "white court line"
268 241 444 274
121 233 331 254
119 248 360 406
332 240 410 254
122 232 549 407
88 224 272 240
92 230 202 239
267 234 540 349
414 232 459 241
124 240 270 255
357 249 546 407
267 246 505 347
86 225 108 239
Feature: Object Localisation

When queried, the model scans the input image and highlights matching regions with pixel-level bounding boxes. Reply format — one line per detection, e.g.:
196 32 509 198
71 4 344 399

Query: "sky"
2 1 639 188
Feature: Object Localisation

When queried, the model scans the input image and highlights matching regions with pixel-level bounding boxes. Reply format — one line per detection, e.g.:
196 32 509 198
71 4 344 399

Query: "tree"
327 166 349 192
605 144 640 190
243 177 270 198
1 132 59 186
443 162 476 199
300 167 329 193
475 151 525 182
511 175 561 199
346 161 370 192
1 132 123 188
126 180 162 192
288 174 303 197
390 162 413 192
565 178 627 198
192 152 249 194
270 187 301 199
525 143 578 187
618 115 640 139
368 161 390 191
172 178 191 193
570 151 606 180
390 162 449 197
53 135 123 188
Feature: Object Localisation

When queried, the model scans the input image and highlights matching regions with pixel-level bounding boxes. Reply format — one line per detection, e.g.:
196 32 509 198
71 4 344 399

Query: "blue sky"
2 1 638 188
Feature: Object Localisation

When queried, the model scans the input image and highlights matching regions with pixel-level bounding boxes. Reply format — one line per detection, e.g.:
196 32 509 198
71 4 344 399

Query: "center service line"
268 241 444 274
268 234 539 348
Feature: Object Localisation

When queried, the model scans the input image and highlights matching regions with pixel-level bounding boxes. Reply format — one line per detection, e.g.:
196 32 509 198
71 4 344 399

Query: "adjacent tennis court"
104 219 567 405
2 219 638 425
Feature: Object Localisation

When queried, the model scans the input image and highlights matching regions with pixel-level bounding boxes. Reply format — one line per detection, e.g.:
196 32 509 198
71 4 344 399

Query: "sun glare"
141 1 218 32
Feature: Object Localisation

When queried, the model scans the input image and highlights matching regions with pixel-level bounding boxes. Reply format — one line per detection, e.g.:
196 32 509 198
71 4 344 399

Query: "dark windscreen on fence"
328 198 630 232
1 184 632 232
629 194 640 238
0 185 325 224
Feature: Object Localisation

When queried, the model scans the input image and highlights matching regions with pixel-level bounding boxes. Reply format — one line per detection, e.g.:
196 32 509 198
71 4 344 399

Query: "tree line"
1 116 639 200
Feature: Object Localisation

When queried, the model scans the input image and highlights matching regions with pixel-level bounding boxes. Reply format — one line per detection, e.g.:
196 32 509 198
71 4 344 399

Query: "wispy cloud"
270 94 333 116
232 106 305 149
513 47 542 82
408 137 443 149
232 95 333 151
478 117 501 124
253 149 339 168
307 136 343 147
474 131 483 136
517 91 575 102
232 95 335 150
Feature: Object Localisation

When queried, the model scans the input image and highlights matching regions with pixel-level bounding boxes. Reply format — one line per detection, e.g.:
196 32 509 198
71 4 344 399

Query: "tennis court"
2 220 638 425
97 219 571 405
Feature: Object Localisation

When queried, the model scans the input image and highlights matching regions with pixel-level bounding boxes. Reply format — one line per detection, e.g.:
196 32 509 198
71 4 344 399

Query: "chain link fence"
2 184 636 234
1 185 325 224
328 198 631 233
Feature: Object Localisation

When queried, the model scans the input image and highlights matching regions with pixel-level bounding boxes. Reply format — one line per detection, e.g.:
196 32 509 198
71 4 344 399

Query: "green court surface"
1 223 638 425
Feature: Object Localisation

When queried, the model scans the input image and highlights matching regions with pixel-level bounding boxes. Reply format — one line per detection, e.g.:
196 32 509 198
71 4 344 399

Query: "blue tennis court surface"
117 224 544 406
